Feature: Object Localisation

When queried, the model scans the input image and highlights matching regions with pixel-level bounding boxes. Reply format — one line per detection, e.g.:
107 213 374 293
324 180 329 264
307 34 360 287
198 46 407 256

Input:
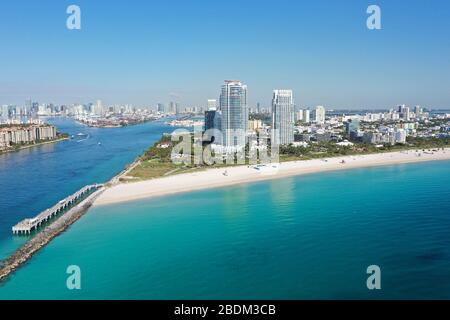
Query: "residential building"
220 80 248 147
272 89 294 145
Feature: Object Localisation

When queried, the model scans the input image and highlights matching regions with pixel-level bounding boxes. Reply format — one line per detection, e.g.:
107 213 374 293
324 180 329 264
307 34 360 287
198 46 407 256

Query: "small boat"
74 133 90 142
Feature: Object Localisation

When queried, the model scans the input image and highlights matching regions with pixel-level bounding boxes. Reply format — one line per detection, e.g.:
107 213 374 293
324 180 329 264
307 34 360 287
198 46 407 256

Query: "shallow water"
1 159 449 299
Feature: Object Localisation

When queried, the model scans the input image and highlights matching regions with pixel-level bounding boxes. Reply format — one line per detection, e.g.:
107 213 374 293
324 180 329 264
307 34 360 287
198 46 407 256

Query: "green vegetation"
405 136 449 148
59 133 70 139
126 132 449 181
280 142 359 161
127 134 202 180
280 137 449 161
127 159 182 180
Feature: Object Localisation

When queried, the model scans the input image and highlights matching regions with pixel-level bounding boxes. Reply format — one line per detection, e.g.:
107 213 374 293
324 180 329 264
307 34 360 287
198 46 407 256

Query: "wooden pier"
12 184 103 235
2 185 105 281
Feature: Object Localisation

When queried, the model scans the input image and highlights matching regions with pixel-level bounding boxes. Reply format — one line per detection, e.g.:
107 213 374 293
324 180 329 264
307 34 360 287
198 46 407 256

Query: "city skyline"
1 86 447 119
1 0 450 108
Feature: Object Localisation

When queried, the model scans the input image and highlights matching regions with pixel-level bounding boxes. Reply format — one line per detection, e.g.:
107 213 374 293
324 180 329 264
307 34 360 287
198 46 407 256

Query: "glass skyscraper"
220 80 248 147
272 89 294 145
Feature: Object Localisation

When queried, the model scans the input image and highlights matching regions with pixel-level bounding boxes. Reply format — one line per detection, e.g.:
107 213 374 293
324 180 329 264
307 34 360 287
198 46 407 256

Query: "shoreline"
109 158 142 185
0 136 69 155
94 148 450 206
74 117 161 129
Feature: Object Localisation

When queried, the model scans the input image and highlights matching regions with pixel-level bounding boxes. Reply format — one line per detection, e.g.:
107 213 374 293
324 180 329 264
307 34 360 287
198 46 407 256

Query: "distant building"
295 111 303 122
272 89 294 145
1 105 10 121
398 105 410 121
249 119 263 131
345 118 360 139
157 103 165 113
207 99 217 110
90 100 104 116
31 102 39 118
302 109 311 123
312 106 326 124
25 99 32 115
166 102 182 114
414 105 422 115
204 109 217 131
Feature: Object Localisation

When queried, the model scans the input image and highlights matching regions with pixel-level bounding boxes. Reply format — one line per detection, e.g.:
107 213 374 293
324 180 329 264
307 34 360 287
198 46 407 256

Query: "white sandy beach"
94 148 450 206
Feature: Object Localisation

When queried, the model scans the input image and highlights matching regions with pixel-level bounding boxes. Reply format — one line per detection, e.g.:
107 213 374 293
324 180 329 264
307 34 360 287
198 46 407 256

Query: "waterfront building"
220 80 248 147
272 89 294 145
0 124 57 150
362 128 407 145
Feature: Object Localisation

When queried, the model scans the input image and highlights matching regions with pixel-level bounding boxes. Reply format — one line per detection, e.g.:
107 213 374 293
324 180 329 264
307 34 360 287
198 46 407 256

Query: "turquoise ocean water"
1 154 449 299
0 118 173 260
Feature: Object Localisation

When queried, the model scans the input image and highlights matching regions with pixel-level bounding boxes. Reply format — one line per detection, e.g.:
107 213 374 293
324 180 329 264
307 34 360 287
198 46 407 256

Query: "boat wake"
72 133 90 143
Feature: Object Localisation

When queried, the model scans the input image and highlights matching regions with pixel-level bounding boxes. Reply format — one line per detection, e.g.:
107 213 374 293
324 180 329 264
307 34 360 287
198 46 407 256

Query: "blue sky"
0 0 449 109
